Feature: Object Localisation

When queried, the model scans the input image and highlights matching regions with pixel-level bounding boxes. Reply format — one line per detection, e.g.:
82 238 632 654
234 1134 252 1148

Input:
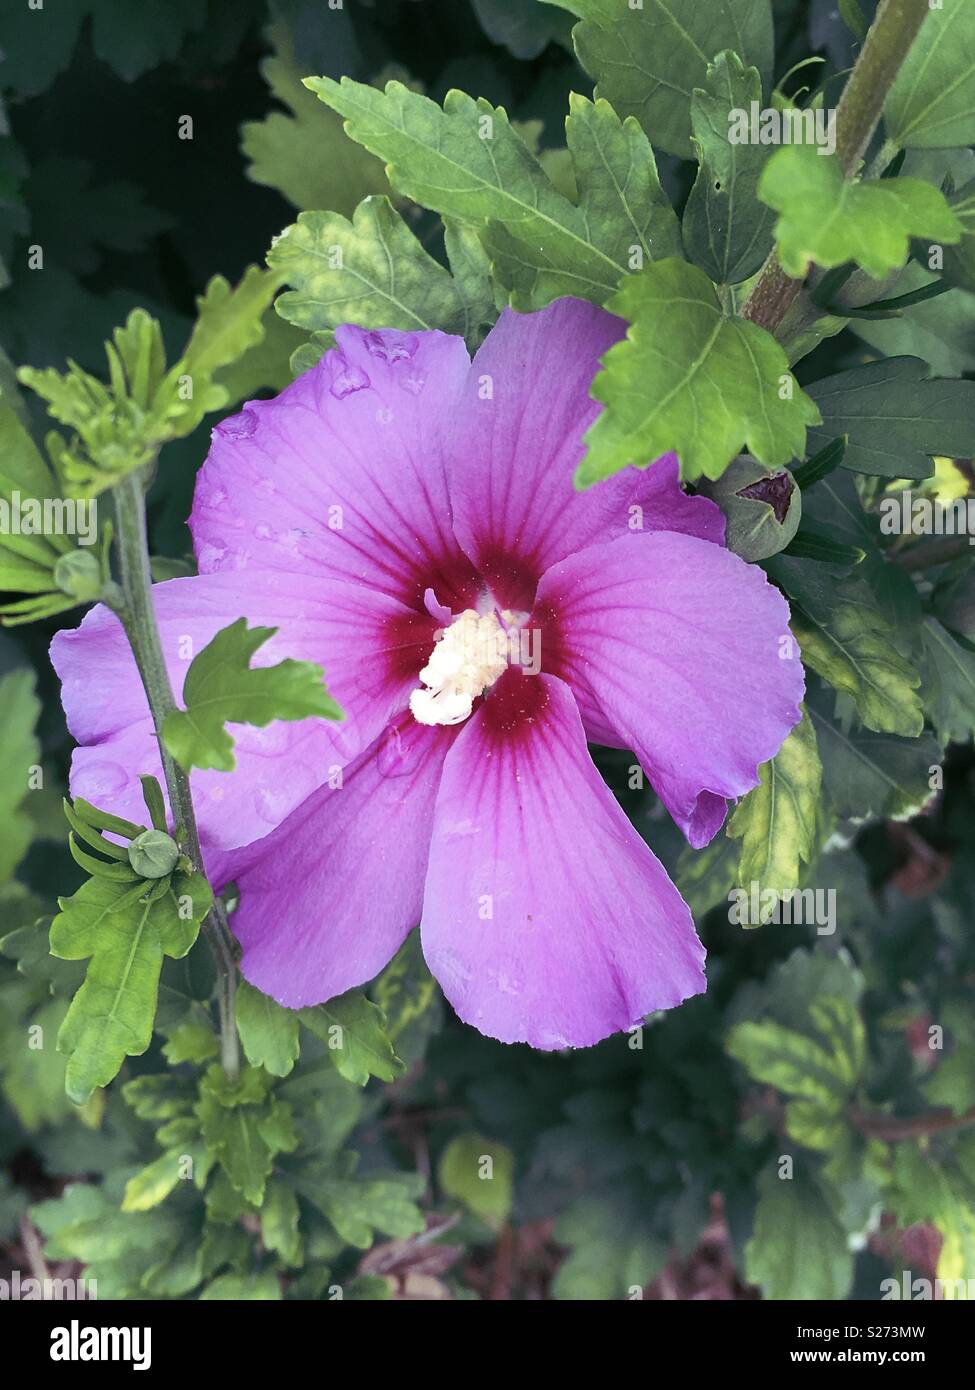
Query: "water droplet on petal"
75 761 129 799
364 329 418 363
282 528 309 555
254 523 273 540
197 542 229 569
398 371 426 397
378 724 416 779
255 478 276 498
238 723 293 756
254 783 293 825
217 408 258 440
329 354 370 399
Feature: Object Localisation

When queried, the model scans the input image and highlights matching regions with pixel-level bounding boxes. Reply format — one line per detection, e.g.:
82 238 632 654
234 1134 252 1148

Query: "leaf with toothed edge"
575 258 820 486
307 78 681 310
539 0 774 159
162 618 343 774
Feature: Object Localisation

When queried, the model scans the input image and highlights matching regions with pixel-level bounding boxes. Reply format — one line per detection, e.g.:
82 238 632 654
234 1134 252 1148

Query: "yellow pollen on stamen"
409 609 509 726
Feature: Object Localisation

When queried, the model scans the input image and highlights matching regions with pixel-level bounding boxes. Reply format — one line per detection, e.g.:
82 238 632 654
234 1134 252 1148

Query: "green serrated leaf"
241 20 389 213
123 1072 197 1122
728 1013 855 1110
760 145 961 279
769 564 924 736
439 1132 514 1226
370 932 441 1066
288 331 334 378
162 618 342 773
200 1270 282 1300
161 1021 219 1065
885 1 975 150
889 1143 975 1292
942 178 975 292
261 1179 302 1267
50 870 211 1103
728 707 822 906
542 0 773 158
88 0 207 83
443 221 496 344
0 668 41 884
308 79 680 310
235 979 300 1078
299 1170 424 1249
472 0 571 58
195 1082 289 1208
120 1151 185 1213
170 266 283 436
745 1166 853 1299
684 51 775 284
481 92 683 307
299 989 404 1086
807 685 939 820
850 262 975 379
924 1003 975 1116
805 358 975 480
551 1179 668 1300
920 616 975 745
270 196 474 337
32 1177 192 1299
577 258 820 485
675 830 741 918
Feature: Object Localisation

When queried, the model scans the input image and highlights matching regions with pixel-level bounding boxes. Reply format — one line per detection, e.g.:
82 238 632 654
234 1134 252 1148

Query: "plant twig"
893 536 975 572
107 467 240 1079
740 0 933 337
850 1104 975 1143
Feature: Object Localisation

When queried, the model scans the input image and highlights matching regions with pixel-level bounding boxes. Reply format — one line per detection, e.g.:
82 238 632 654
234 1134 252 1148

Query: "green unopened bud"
128 828 179 880
698 456 801 562
53 549 103 601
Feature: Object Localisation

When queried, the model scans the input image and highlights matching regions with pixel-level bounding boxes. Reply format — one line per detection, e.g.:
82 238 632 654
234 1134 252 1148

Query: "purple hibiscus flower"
51 298 803 1049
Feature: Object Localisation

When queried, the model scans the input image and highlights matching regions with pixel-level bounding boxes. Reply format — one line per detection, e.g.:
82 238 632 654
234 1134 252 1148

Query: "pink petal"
191 325 481 612
533 533 805 847
445 298 723 610
218 716 458 1008
421 672 706 1049
50 570 433 851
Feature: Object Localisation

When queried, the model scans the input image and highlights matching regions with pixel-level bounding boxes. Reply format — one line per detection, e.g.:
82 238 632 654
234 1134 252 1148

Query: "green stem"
740 0 932 337
108 467 240 1080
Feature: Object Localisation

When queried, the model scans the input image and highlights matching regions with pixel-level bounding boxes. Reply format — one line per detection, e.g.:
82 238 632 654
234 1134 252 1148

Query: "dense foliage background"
1 0 975 1302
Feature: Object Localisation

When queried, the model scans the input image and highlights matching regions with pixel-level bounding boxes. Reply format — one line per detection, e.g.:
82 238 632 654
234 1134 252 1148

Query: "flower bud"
698 456 801 562
53 549 103 601
128 828 179 879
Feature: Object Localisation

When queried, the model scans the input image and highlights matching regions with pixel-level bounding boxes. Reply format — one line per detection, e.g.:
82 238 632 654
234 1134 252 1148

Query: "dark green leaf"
543 0 773 158
683 51 774 284
805 357 975 479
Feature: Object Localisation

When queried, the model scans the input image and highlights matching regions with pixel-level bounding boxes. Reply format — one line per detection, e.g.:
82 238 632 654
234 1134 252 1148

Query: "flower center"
409 609 511 726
